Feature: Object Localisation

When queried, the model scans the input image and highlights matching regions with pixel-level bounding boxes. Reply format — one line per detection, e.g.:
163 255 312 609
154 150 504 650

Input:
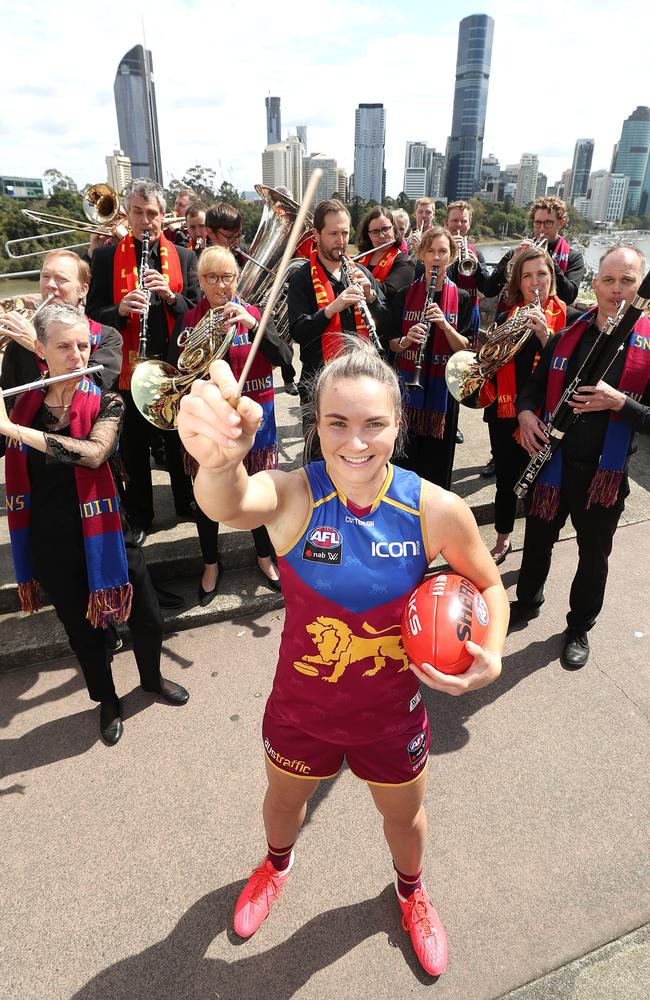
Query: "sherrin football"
401 572 489 675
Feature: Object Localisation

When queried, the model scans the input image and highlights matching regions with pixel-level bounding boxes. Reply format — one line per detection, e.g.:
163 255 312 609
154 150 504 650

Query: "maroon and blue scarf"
5 378 132 625
530 309 650 521
551 235 571 272
180 297 278 476
396 276 459 438
454 240 480 348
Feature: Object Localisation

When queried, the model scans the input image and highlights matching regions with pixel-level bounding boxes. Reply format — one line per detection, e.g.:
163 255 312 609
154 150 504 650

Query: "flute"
338 253 384 357
1 364 104 399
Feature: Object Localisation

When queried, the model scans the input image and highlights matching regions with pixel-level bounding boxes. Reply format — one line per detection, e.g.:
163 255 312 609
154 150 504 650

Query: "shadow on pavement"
0 665 85 730
423 631 565 756
72 882 435 1000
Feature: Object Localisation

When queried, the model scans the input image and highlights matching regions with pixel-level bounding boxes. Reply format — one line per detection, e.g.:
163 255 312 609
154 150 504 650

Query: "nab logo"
371 540 421 558
302 525 342 565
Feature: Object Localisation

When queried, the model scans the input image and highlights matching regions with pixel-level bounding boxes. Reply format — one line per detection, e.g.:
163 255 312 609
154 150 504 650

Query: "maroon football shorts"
262 707 430 786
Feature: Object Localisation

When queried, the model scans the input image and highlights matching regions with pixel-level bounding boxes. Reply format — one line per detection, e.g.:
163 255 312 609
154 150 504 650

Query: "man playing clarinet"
511 246 650 669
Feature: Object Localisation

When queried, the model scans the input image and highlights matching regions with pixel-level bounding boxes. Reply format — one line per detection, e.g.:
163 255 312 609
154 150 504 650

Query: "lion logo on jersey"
293 617 409 684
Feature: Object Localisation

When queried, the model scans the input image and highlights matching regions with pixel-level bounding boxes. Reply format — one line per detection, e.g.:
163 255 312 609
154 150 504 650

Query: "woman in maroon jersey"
178 340 508 977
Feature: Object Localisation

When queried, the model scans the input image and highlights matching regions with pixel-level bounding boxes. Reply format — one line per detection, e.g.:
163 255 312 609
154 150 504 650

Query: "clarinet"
515 269 650 499
406 266 439 390
136 228 151 360
338 252 384 356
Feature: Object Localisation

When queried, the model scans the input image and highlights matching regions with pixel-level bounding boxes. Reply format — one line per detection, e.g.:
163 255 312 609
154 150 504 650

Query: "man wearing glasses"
483 196 585 308
205 202 248 268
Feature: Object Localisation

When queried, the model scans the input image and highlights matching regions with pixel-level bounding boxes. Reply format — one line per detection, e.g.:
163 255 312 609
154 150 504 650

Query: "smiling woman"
177 336 509 975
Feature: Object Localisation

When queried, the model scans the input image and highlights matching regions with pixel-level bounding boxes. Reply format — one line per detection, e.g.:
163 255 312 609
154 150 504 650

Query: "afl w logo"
371 540 421 558
302 525 342 564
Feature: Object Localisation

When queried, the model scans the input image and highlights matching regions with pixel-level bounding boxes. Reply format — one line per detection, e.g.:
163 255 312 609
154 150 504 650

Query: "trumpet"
457 236 477 277
131 306 237 430
406 267 439 390
406 222 424 256
446 290 541 408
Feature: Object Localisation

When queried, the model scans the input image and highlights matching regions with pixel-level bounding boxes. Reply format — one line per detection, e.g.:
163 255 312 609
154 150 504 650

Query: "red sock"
267 843 294 872
395 865 423 899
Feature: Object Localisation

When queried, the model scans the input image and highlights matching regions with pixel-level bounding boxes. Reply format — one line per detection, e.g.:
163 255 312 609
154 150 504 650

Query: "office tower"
354 103 385 202
106 149 132 193
514 153 539 208
114 45 163 184
428 152 446 198
296 126 308 152
536 172 547 198
403 142 445 199
559 168 573 201
336 168 348 201
582 170 630 224
261 137 303 198
265 96 281 145
303 153 340 206
612 106 650 215
445 14 495 201
568 139 594 202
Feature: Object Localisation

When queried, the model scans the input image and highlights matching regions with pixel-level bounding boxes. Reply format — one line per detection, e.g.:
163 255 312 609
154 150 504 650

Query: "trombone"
5 184 127 261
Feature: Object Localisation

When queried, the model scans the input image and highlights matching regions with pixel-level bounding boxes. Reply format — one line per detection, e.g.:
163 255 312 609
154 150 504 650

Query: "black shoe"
481 457 496 478
143 678 190 705
99 698 123 745
132 528 147 548
456 429 464 444
107 624 123 653
508 600 541 629
154 585 185 609
561 629 590 670
198 563 221 607
256 561 282 592
284 382 299 396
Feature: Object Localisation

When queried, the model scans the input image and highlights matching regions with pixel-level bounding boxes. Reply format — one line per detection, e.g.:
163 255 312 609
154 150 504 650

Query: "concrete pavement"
1 520 649 999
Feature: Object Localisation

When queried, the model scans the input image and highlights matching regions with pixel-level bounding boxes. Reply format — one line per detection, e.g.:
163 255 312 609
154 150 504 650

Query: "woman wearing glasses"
354 206 414 303
172 246 285 602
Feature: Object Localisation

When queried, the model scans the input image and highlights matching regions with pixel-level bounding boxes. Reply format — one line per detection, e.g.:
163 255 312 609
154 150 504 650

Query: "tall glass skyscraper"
266 97 282 145
612 106 650 216
445 14 494 201
568 139 594 202
353 103 386 203
114 45 163 184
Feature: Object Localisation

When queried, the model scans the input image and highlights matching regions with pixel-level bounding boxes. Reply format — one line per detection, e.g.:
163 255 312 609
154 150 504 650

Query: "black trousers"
195 503 273 564
395 396 459 491
33 536 163 703
488 417 528 534
120 390 193 529
517 460 629 632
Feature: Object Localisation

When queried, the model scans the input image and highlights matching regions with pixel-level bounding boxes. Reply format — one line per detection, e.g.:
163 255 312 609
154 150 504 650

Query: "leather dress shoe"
154 585 185 609
456 428 464 444
481 457 496 478
132 528 147 548
143 678 190 705
284 382 299 396
561 629 590 670
107 624 123 653
99 698 123 745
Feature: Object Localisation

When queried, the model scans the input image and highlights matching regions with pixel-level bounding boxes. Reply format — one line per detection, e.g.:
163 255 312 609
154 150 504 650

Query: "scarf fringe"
86 583 133 628
587 468 623 509
18 579 42 615
182 448 199 479
405 407 446 439
245 443 279 475
529 482 560 522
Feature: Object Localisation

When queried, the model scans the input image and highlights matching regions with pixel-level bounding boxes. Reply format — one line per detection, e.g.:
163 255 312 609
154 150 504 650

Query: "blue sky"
2 0 647 195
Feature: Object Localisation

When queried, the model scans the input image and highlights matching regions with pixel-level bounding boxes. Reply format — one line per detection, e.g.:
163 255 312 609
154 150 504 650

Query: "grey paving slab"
1 522 649 1000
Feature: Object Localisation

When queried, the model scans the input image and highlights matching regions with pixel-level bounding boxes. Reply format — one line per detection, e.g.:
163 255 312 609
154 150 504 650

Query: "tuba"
446 291 541 409
237 185 314 340
131 307 237 430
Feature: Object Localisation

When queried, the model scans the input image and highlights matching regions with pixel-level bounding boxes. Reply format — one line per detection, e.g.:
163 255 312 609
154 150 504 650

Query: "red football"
401 572 489 675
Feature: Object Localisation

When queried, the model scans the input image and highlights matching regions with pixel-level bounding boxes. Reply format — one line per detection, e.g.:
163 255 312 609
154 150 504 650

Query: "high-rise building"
296 126 308 152
106 149 132 193
445 14 495 201
536 172 547 198
354 103 386 202
577 169 630 224
265 96 281 146
262 136 304 198
559 168 573 201
114 45 163 184
336 168 348 201
612 106 650 215
403 142 445 199
514 153 539 208
568 139 594 202
303 153 340 206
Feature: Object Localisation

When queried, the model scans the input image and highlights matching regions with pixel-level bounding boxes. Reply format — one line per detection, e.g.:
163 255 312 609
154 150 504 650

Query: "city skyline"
1 0 647 200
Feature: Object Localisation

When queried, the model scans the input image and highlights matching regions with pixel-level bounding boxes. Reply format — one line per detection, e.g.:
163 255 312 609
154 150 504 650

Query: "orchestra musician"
406 197 435 258
205 202 247 268
171 246 291 599
354 206 415 302
163 188 196 246
482 196 585 309
483 247 566 565
0 303 189 746
391 208 411 250
388 226 472 490
86 178 201 540
287 198 389 442
445 200 490 343
185 200 207 256
512 246 650 669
